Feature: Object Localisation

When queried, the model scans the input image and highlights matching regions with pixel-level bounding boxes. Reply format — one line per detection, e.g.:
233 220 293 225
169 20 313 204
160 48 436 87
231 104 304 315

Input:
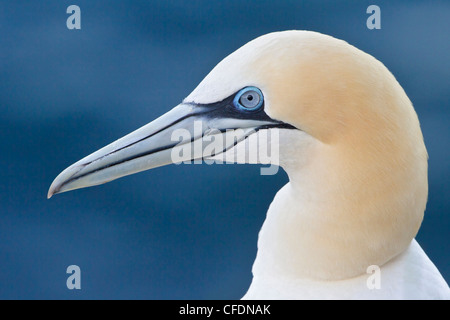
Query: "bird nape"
48 30 450 300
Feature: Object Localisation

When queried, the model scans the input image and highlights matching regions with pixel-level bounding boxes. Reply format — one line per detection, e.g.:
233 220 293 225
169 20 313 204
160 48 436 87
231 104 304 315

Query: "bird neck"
251 132 426 281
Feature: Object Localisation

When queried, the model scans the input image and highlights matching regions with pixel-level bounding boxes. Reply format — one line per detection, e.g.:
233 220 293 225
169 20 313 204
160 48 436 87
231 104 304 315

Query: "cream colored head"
188 30 428 280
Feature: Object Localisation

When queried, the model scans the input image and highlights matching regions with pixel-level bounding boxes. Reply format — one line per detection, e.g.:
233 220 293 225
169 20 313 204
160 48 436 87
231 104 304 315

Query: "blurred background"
0 0 448 299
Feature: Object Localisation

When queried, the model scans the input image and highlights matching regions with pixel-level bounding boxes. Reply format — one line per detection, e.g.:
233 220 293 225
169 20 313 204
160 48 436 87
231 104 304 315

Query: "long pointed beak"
48 101 290 198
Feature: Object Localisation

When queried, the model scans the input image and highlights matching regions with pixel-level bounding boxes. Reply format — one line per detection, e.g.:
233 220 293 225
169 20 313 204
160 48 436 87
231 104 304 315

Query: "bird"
48 30 450 299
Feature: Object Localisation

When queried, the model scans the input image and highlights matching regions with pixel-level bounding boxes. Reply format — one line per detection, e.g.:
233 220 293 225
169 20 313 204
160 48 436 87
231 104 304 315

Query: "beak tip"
47 183 57 199
47 163 85 199
48 176 64 199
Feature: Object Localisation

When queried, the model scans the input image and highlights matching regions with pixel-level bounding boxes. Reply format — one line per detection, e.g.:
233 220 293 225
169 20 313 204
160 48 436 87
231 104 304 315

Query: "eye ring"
233 87 264 111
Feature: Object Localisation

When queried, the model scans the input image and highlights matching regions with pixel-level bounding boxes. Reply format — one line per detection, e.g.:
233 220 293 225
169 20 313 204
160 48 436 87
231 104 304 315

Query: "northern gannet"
48 31 450 299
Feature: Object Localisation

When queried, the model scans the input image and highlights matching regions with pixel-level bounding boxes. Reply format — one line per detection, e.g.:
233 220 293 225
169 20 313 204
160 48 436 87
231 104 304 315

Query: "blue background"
0 0 448 299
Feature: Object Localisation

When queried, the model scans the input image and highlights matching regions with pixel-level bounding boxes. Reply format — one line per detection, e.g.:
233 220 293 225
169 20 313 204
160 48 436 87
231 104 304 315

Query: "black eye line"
182 87 298 130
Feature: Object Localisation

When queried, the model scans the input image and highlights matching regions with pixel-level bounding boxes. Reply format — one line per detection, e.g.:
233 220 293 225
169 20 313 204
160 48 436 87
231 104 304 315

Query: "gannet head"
48 31 428 281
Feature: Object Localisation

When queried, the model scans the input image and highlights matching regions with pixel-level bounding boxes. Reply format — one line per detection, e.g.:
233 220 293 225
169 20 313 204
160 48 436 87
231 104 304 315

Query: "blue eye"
233 87 264 111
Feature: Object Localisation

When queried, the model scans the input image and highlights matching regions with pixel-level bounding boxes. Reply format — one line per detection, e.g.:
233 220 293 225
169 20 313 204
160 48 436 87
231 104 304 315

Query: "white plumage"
244 239 449 299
